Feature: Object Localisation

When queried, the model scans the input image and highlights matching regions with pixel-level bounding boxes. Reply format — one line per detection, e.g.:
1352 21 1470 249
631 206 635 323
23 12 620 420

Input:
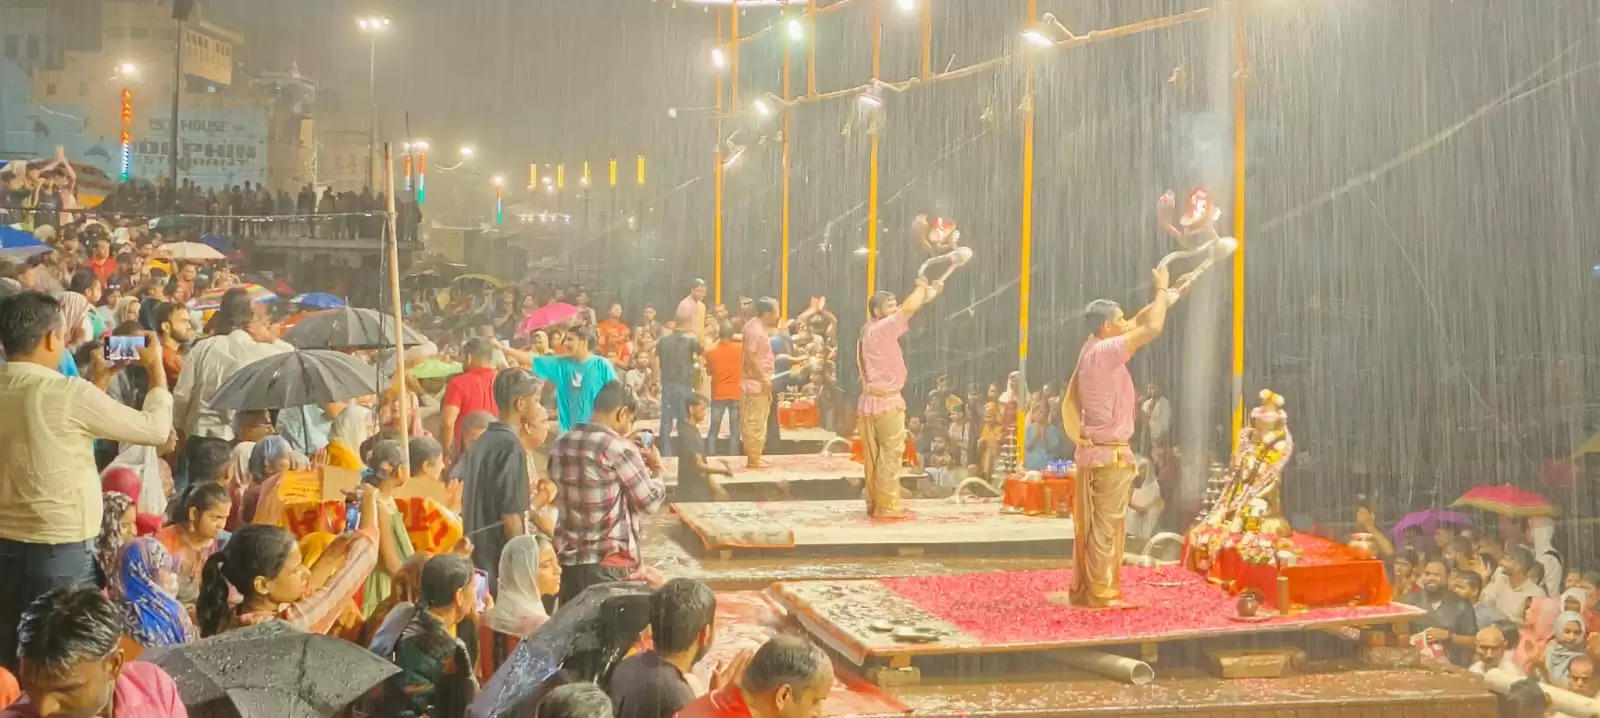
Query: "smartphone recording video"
103 334 147 363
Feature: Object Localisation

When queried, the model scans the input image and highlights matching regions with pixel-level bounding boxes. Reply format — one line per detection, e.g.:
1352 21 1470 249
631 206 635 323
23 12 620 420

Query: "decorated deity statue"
1186 390 1296 568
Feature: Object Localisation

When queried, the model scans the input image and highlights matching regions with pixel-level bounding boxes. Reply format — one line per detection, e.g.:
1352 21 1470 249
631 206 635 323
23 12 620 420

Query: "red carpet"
879 565 1412 644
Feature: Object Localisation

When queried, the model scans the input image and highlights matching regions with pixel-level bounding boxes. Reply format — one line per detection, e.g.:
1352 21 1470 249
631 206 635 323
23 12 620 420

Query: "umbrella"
208 349 378 411
197 233 233 252
285 307 427 350
452 273 508 288
1452 485 1555 517
517 302 582 334
162 241 227 261
144 620 398 718
292 292 347 310
147 215 194 232
409 358 463 380
1390 508 1473 539
0 226 51 261
190 283 279 312
470 583 652 718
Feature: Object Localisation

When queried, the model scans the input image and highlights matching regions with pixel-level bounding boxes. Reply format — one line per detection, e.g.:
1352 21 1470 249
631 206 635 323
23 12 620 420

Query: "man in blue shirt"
529 327 618 432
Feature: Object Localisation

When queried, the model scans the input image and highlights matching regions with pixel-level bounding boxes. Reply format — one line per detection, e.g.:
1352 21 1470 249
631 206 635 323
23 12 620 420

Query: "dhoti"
740 392 771 458
1069 455 1137 606
860 409 906 517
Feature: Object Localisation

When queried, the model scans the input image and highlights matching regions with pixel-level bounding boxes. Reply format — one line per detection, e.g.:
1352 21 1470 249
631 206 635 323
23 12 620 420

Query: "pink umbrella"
1452 485 1555 517
517 302 582 335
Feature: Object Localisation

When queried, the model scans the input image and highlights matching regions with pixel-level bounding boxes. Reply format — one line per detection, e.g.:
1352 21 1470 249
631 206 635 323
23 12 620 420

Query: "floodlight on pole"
785 17 803 41
711 46 728 70
117 61 138 78
1020 13 1077 49
896 0 916 14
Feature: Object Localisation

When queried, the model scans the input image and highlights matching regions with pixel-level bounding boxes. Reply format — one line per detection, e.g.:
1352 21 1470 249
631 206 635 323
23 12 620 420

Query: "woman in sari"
109 538 199 648
1515 596 1560 679
196 486 379 636
95 492 137 588
477 534 561 680
241 435 303 526
360 440 417 617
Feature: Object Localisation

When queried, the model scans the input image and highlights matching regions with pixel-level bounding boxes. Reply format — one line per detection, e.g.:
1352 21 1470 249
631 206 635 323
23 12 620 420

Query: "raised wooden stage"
672 499 1073 557
658 453 925 500
768 566 1423 683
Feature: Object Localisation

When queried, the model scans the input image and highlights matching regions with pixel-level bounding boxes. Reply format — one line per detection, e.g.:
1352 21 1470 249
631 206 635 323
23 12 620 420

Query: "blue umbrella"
0 226 51 261
196 233 233 252
292 292 346 310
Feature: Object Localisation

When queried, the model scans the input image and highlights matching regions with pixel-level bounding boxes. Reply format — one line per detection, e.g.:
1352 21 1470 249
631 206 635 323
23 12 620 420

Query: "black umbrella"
207 349 377 411
469 583 652 718
284 307 427 351
144 620 399 718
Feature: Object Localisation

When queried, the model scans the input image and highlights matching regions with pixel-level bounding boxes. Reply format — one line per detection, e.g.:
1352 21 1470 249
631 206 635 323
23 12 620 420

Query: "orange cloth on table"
1208 532 1392 609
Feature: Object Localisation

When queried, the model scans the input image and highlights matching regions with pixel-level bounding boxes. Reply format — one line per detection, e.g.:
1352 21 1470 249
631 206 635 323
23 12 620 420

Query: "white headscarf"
483 534 550 637
105 444 169 518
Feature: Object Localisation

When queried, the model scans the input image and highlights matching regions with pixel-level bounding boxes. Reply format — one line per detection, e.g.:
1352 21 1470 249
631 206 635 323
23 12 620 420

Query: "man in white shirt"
1468 624 1522 678
1139 381 1171 452
0 292 173 671
1479 547 1546 625
173 301 292 442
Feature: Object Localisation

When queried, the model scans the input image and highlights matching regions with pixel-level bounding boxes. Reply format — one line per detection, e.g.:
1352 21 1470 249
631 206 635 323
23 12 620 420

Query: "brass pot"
1236 590 1261 618
1348 532 1378 560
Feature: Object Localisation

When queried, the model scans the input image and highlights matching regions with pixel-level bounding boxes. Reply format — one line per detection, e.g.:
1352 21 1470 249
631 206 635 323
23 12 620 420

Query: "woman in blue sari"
109 537 199 648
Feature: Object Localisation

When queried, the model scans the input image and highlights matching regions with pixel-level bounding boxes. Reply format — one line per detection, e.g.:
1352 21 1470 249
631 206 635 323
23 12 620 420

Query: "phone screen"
638 430 655 448
103 334 148 362
473 570 490 611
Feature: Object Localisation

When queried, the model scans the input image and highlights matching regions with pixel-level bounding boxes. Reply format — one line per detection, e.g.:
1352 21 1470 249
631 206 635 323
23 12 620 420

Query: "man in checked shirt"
549 381 667 606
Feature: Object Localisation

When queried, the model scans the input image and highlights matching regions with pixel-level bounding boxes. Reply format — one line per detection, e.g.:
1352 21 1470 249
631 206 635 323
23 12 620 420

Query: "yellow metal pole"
806 0 817 98
920 0 933 81
864 0 881 314
1016 0 1037 457
1229 3 1247 450
780 20 792 322
714 12 725 305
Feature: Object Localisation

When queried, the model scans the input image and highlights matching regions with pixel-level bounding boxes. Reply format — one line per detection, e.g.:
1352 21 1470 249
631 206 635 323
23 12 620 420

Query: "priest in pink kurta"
1063 268 1176 607
858 277 943 518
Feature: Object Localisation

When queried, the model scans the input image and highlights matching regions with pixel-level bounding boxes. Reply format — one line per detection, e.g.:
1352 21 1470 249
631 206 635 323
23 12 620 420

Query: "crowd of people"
1347 502 1600 713
0 156 875 716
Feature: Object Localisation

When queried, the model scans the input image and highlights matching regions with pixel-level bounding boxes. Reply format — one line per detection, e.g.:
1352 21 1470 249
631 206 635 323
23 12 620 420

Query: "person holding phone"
0 293 173 671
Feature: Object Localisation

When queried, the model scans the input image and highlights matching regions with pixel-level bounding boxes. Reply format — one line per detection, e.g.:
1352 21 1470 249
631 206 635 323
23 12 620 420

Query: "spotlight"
897 0 915 13
786 18 803 41
754 98 773 117
1020 13 1076 49
711 47 728 69
857 88 884 108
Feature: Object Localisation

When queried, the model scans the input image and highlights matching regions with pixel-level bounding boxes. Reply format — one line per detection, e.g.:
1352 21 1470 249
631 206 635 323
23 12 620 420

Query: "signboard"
131 107 267 190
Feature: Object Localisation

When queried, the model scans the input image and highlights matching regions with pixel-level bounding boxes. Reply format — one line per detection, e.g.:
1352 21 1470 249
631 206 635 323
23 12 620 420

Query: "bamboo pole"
920 0 932 81
781 19 793 322
382 142 410 464
1016 0 1037 456
730 1 740 117
864 0 881 313
714 12 725 305
1229 2 1247 450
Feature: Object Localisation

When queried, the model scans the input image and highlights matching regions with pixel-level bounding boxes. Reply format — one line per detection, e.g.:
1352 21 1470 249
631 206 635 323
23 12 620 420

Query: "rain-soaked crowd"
4 154 1593 717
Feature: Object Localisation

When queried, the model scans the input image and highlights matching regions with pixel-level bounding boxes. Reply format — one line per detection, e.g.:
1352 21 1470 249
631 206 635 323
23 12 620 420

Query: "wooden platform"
659 453 925 500
768 567 1423 679
672 499 1072 557
631 419 840 454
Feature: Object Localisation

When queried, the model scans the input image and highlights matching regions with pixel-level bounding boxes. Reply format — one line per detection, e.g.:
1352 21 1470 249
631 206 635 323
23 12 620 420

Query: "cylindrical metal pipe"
1054 649 1155 685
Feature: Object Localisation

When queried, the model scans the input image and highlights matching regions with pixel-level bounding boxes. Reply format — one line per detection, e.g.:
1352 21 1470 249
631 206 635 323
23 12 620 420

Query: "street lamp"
357 16 390 189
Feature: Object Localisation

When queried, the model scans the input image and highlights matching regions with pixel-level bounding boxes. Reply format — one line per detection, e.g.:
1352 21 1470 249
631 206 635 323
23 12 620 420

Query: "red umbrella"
1452 485 1555 517
517 302 582 335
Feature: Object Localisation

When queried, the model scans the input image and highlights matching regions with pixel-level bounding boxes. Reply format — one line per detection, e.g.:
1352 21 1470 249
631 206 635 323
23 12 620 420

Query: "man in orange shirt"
703 322 743 456
597 301 632 365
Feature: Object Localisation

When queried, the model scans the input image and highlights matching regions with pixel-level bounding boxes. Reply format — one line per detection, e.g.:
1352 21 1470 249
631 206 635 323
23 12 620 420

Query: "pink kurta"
740 318 774 395
857 313 909 416
1072 334 1136 466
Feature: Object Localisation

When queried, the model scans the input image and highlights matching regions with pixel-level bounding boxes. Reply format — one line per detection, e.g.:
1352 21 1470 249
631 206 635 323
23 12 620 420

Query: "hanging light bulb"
786 17 803 41
711 47 728 70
